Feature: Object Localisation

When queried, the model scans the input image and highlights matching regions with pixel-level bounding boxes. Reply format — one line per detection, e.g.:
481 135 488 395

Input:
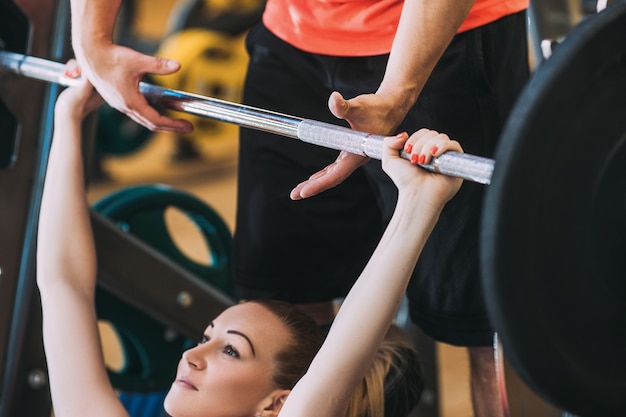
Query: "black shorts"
233 11 530 347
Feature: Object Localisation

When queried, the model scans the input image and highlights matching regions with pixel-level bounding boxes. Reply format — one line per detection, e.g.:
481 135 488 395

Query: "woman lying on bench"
36 60 462 417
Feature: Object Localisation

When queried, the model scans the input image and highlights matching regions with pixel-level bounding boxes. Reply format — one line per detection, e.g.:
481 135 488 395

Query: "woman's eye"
198 335 209 345
224 344 240 358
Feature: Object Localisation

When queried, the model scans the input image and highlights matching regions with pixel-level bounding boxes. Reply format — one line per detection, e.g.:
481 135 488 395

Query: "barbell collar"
0 51 494 184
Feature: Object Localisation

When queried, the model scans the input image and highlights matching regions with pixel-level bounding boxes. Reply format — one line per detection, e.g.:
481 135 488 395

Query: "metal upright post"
0 1 71 416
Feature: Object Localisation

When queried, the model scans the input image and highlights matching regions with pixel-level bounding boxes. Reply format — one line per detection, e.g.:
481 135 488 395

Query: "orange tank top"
263 0 529 56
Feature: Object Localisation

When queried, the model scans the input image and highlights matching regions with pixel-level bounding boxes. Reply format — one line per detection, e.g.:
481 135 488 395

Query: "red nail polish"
418 154 426 164
410 154 419 164
405 144 413 153
65 68 80 78
431 146 438 155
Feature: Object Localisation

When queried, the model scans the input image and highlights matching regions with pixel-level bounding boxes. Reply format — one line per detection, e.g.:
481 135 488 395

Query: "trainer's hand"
290 91 409 200
328 90 407 136
290 150 369 199
77 43 193 133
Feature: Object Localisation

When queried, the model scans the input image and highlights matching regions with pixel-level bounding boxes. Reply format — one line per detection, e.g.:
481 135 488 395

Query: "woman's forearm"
318 191 441 373
281 191 443 417
38 112 96 293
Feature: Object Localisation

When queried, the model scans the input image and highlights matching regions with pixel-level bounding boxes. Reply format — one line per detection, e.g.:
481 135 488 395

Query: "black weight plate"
481 2 626 416
95 103 152 156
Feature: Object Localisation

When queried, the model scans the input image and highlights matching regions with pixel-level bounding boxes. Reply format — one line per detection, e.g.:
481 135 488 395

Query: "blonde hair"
345 325 423 417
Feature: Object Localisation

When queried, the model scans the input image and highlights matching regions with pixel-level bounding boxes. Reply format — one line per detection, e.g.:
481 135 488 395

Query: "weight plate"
93 184 233 392
95 103 152 156
152 28 248 146
481 3 626 415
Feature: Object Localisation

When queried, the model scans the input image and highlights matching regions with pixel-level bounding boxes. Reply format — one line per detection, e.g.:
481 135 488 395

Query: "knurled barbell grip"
297 120 494 185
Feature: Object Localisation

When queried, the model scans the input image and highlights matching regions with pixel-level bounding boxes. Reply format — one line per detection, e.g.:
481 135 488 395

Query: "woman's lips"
175 377 198 391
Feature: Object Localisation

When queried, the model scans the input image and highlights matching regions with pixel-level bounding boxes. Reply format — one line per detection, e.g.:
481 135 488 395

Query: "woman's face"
164 302 291 417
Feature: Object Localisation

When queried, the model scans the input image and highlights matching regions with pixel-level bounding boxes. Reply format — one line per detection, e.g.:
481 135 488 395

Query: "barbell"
0 50 494 185
1 2 625 415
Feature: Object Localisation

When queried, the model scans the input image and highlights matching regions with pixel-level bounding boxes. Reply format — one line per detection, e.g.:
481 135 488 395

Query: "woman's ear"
257 389 291 417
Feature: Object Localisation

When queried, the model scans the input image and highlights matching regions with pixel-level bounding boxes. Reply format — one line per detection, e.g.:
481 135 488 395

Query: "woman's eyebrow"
227 330 256 356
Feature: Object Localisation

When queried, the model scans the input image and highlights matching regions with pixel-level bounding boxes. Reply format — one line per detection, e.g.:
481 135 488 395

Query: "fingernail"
166 60 179 69
418 154 426 164
66 68 80 78
410 154 419 164
396 132 407 138
404 144 413 153
431 146 438 155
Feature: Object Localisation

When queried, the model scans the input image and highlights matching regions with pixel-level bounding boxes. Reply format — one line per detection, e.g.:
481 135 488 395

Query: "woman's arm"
36 64 129 417
281 130 463 417
69 0 192 133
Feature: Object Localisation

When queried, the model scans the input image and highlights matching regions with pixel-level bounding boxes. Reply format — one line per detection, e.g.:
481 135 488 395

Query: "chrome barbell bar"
0 51 494 184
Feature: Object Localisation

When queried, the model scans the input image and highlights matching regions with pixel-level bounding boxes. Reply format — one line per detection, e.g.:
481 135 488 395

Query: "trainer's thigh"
233 24 384 302
403 11 530 347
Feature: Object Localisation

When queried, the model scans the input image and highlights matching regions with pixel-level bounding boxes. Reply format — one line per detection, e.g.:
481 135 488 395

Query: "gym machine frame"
0 0 62 416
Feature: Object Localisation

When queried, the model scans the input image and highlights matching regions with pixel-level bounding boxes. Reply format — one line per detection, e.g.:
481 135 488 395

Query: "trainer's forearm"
70 0 122 57
378 0 475 113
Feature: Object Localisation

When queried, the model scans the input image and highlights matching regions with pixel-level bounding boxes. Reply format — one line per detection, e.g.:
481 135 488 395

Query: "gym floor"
89 1 473 415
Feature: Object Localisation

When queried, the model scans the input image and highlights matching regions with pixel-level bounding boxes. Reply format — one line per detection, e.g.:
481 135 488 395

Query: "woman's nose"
182 345 206 370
